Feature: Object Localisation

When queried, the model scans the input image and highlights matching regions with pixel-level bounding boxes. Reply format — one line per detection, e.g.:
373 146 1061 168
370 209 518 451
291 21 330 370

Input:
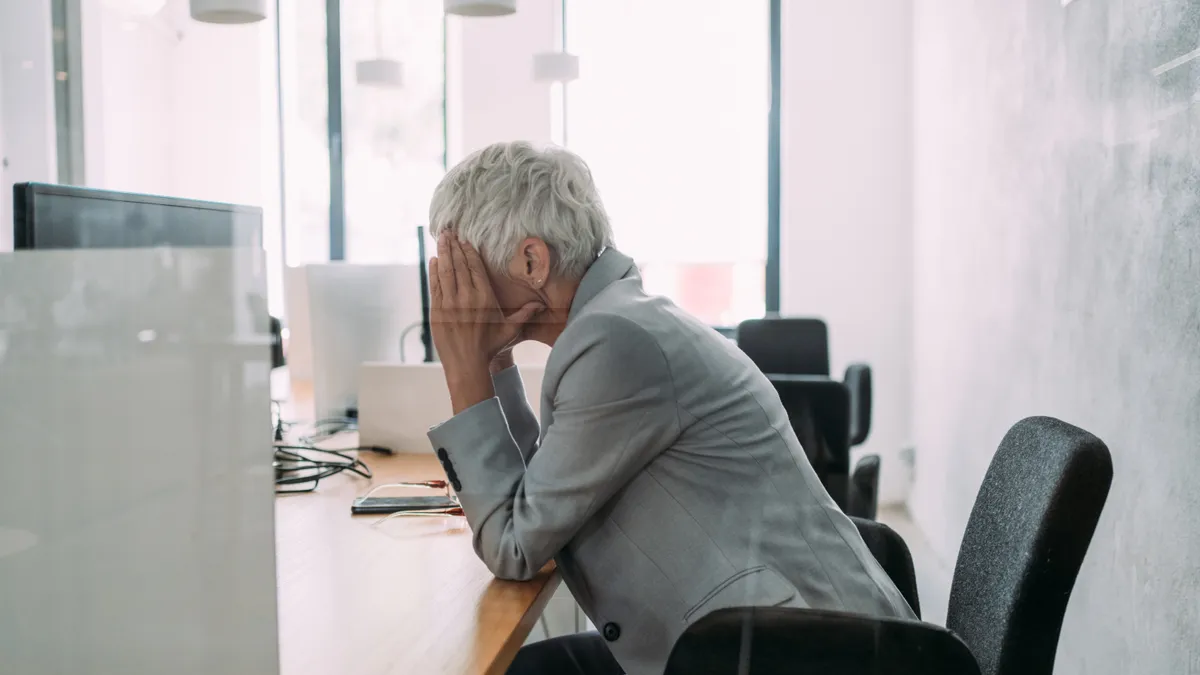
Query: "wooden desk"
276 378 560 675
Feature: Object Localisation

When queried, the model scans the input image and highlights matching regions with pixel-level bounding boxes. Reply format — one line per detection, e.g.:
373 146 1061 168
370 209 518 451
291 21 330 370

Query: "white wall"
83 0 271 205
86 2 174 195
446 0 556 162
0 0 58 250
79 0 281 311
779 0 915 505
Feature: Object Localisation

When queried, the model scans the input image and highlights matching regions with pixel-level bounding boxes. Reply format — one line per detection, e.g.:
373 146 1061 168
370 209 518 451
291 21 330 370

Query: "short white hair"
428 141 614 280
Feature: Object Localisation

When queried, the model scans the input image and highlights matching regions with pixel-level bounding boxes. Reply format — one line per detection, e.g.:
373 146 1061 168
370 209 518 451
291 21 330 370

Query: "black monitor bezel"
13 182 263 250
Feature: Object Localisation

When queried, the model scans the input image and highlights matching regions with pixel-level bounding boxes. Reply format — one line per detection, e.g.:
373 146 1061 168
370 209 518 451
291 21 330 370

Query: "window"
278 0 331 271
279 0 446 269
49 0 447 314
340 0 445 264
70 0 285 313
565 0 770 325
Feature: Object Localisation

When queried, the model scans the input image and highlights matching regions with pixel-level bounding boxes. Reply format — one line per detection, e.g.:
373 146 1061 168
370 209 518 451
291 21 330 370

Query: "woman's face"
486 264 540 314
484 237 555 314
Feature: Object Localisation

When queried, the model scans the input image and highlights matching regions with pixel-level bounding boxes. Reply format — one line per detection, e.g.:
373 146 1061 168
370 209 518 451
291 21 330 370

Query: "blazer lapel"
567 248 638 323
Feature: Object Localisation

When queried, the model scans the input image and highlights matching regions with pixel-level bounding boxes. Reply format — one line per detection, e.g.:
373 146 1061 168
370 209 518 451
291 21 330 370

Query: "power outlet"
898 446 916 483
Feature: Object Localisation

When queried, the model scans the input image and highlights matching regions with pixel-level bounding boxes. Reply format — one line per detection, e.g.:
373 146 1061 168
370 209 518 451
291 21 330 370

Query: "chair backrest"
848 454 881 520
844 363 873 446
768 376 852 506
665 607 979 675
946 416 1113 675
851 515 920 618
737 318 830 376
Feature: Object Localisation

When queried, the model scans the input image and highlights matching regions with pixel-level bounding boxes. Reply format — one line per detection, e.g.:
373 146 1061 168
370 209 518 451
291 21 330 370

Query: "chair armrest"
848 454 881 521
269 315 285 370
762 375 853 507
665 607 979 675
844 363 872 446
851 513 920 617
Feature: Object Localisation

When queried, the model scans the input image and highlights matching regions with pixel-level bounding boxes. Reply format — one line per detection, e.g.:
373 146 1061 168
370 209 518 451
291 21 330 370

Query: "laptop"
358 361 547 454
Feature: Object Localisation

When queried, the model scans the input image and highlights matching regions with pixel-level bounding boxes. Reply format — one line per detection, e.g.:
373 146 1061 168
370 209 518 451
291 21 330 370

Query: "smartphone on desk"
351 495 460 515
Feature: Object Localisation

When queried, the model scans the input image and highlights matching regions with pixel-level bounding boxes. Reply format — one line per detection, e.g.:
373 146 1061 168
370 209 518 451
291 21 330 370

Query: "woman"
426 142 914 675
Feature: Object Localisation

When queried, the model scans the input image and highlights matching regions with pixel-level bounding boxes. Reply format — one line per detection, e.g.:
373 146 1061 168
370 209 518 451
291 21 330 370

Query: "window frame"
766 0 781 316
312 0 449 263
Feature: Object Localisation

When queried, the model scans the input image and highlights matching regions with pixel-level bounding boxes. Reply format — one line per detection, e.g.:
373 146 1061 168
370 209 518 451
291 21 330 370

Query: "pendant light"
533 53 579 82
444 0 516 17
357 0 403 87
190 0 267 24
533 0 577 83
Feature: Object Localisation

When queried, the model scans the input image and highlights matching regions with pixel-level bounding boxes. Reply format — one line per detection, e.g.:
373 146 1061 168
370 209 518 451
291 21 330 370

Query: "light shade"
444 0 516 17
533 52 579 82
190 0 267 24
356 59 404 88
102 0 168 16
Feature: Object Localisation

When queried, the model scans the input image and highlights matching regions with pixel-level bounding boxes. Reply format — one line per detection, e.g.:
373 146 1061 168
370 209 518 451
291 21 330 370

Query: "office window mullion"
51 0 85 186
766 0 781 315
325 0 346 261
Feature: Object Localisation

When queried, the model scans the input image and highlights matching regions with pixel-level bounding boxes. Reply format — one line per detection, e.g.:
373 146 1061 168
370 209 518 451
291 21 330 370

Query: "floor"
525 505 953 646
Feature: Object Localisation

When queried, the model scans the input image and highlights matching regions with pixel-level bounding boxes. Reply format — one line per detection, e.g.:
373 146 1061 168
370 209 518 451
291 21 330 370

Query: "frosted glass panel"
0 249 278 675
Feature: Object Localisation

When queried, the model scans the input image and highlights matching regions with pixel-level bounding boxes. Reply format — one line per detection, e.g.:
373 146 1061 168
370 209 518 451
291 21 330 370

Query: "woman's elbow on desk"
472 526 545 582
478 548 541 582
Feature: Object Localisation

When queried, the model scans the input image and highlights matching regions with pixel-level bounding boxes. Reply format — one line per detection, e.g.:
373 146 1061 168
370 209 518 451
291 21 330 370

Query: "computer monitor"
417 225 435 363
304 263 423 422
12 182 262 250
10 182 280 364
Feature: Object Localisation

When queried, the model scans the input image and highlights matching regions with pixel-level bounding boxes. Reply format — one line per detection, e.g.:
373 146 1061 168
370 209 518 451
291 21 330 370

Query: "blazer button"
602 622 620 642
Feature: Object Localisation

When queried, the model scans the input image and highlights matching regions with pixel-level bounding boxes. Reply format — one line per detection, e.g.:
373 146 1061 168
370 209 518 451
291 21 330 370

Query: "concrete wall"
779 0 915 505
910 0 1200 671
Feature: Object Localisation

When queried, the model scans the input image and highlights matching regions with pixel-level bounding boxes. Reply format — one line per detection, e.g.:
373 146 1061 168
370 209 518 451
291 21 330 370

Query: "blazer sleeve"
490 365 540 465
427 313 681 581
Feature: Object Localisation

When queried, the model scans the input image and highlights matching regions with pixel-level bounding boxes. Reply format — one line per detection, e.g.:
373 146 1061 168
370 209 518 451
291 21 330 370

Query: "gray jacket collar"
567 248 638 322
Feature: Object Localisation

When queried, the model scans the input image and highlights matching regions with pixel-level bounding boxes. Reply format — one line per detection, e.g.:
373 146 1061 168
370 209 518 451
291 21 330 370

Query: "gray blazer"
429 249 915 675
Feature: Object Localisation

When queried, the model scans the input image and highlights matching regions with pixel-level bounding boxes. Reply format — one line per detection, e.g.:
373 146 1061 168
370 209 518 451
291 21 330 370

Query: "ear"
510 237 553 289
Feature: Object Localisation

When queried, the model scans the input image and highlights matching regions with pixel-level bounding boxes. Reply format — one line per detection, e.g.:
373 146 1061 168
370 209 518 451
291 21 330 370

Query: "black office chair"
945 416 1112 675
736 317 831 376
665 606 979 675
269 315 285 369
851 516 920 618
665 416 1114 675
737 318 878 518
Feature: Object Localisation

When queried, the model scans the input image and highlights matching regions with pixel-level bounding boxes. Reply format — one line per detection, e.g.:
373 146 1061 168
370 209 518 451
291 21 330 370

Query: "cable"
297 415 358 445
398 320 424 363
273 444 378 494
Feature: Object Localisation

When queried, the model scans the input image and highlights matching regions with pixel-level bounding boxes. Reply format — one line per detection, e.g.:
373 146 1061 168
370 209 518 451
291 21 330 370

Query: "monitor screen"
9 182 267 346
12 182 262 250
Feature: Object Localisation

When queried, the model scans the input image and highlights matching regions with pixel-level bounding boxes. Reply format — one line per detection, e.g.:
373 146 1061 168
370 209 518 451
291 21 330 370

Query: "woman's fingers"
505 302 545 328
437 231 458 297
429 257 443 307
449 235 472 292
461 241 489 287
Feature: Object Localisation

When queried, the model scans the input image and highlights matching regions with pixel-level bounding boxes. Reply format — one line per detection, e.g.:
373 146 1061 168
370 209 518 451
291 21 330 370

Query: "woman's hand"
430 232 543 411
